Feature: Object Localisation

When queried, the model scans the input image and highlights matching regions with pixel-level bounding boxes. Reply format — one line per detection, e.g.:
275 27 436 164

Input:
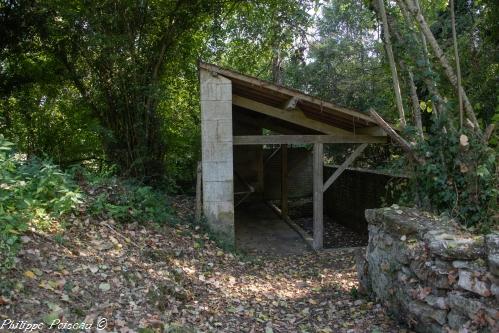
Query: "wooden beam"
256 146 264 193
322 143 368 193
233 95 353 135
368 108 425 164
266 201 315 251
233 135 387 145
200 62 376 124
313 143 324 250
281 144 288 217
283 96 299 110
234 109 316 135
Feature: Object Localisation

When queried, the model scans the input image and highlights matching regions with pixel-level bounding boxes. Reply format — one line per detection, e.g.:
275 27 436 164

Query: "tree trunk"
402 0 480 131
450 0 464 129
397 0 447 123
407 70 424 138
377 0 406 127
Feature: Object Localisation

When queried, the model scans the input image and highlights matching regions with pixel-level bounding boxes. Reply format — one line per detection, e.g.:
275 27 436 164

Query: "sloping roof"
199 62 381 134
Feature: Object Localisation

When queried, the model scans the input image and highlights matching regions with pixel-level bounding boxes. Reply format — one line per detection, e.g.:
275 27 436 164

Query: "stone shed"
199 62 388 249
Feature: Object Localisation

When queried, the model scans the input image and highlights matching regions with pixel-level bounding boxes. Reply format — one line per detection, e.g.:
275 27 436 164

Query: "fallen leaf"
99 283 111 291
24 271 36 279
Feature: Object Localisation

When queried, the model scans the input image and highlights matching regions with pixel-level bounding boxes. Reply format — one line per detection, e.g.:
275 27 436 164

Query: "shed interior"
199 62 395 253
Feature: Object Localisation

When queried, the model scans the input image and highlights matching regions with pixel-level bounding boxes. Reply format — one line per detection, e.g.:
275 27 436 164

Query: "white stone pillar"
200 69 234 244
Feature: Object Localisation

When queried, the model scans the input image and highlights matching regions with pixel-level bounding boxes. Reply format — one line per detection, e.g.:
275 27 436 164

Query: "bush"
83 170 173 224
0 135 82 271
410 122 497 230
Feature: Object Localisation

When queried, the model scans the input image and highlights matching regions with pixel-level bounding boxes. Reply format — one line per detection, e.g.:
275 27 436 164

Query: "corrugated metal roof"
199 62 380 134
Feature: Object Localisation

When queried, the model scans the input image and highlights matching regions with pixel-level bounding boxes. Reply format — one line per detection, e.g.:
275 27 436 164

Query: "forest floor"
0 196 408 333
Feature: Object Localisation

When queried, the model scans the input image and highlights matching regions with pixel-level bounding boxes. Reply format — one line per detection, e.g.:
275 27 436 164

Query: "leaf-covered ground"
0 197 408 333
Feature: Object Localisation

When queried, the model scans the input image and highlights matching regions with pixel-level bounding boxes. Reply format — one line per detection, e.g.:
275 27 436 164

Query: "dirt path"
0 198 406 333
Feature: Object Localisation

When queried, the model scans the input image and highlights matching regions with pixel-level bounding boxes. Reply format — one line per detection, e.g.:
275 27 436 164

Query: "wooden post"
313 143 323 250
281 144 288 217
195 161 202 222
256 146 264 194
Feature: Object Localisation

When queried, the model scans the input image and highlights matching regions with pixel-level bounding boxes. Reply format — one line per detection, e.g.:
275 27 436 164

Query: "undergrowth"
0 135 174 273
387 120 497 231
0 135 82 272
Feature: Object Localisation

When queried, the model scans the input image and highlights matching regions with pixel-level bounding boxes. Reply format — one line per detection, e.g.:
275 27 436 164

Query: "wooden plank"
264 146 281 165
368 108 424 164
281 144 288 217
233 135 387 145
234 109 315 135
195 161 202 222
266 201 315 250
256 146 264 193
313 143 324 250
233 95 353 135
200 62 376 124
322 143 368 193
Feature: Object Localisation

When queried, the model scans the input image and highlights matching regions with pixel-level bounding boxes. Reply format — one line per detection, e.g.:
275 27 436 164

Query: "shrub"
0 135 82 271
410 122 497 230
83 171 173 224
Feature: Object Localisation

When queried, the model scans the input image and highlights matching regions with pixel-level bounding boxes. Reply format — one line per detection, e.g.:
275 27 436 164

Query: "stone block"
491 283 499 300
365 209 381 225
424 295 448 310
203 200 234 244
457 270 491 297
410 259 431 281
448 291 484 319
485 233 499 255
447 310 469 330
200 69 232 101
203 181 233 202
216 119 232 142
383 211 428 236
202 142 233 162
428 265 455 290
407 300 447 325
452 259 487 272
201 119 218 142
488 253 499 276
201 101 232 120
426 232 485 260
202 161 233 182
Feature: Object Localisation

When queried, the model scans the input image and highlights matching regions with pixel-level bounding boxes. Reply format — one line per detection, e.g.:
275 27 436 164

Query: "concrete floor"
235 201 310 256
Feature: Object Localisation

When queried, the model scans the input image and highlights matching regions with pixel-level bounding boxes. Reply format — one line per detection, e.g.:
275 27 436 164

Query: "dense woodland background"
0 0 497 265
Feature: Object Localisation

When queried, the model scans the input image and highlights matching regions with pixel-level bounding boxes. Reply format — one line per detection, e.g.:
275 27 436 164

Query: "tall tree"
377 0 406 127
401 0 480 131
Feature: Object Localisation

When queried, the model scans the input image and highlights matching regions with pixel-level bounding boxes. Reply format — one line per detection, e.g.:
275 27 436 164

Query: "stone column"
200 69 234 244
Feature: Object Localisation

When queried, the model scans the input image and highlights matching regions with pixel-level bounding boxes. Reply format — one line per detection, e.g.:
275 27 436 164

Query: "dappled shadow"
1 198 406 333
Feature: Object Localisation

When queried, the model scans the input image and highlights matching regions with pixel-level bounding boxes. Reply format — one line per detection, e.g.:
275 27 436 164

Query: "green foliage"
0 135 82 271
411 123 497 229
283 0 393 116
84 171 173 224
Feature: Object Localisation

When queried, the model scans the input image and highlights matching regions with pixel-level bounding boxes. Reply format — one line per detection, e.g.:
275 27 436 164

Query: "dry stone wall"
358 206 498 333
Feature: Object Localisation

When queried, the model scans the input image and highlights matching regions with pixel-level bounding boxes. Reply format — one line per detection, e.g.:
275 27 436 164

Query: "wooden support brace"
281 144 288 217
313 143 324 250
264 146 281 165
368 108 425 164
322 143 368 192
